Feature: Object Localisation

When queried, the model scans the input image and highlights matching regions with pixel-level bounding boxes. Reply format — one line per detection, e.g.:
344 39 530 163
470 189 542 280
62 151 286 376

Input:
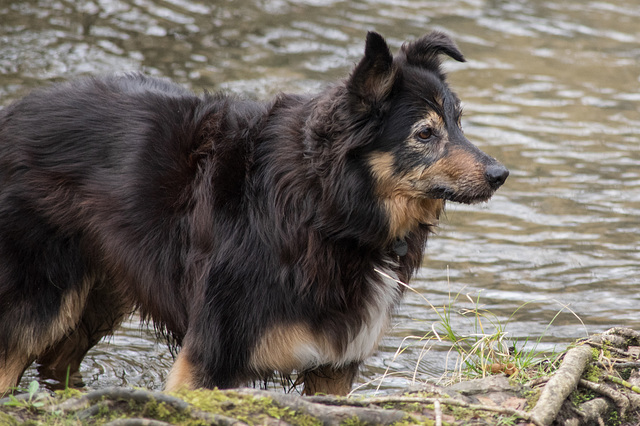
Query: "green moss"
381 401 423 412
582 363 601 382
608 409 621 426
496 414 520 425
0 412 19 426
53 388 83 401
619 367 633 381
0 406 85 426
524 388 541 410
448 404 476 419
141 401 176 421
71 396 196 426
173 388 321 426
340 416 367 426
391 415 435 426
570 389 596 406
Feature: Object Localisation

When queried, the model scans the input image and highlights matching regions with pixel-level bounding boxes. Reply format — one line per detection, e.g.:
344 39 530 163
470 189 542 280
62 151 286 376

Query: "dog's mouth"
421 164 509 204
426 186 498 205
409 162 508 205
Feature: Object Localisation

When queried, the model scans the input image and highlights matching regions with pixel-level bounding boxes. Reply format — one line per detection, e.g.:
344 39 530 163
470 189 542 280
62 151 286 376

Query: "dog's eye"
416 128 433 142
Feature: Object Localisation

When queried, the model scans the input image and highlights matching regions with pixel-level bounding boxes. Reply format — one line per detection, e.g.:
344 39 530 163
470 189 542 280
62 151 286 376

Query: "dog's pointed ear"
347 32 396 107
400 31 465 70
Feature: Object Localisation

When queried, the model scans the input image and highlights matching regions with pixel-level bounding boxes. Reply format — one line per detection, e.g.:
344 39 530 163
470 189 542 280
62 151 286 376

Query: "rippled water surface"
2 0 638 393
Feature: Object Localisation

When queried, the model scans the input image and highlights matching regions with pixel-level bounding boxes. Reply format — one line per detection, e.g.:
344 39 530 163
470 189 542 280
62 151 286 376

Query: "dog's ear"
347 32 396 108
400 31 466 70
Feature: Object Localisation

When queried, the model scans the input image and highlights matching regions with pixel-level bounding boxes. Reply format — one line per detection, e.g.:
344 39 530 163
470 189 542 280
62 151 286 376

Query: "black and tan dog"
0 31 507 395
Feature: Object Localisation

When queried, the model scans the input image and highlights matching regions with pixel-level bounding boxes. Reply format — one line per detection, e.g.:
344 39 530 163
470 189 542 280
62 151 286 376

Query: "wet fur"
0 31 507 394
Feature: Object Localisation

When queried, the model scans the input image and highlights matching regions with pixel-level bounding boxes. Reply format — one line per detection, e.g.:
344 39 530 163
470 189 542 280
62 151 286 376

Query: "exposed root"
48 387 245 425
531 327 640 425
579 378 630 417
530 344 594 425
236 388 405 425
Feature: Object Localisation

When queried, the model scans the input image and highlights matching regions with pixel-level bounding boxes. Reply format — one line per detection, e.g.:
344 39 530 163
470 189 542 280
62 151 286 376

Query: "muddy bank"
2 328 640 425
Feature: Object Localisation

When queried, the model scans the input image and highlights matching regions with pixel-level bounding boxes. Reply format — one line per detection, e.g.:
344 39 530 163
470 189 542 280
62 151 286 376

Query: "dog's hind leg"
0 272 93 392
301 362 360 396
0 286 90 392
0 353 35 395
0 206 92 393
35 276 133 388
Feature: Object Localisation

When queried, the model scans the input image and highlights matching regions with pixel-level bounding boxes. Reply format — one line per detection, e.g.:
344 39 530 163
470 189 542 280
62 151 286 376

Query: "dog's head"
345 31 509 238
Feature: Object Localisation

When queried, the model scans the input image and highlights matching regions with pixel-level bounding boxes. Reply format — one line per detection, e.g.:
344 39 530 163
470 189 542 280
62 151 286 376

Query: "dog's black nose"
485 164 509 189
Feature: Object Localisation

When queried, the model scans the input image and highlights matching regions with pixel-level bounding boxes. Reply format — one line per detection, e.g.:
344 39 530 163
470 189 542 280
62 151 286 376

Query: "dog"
0 31 508 395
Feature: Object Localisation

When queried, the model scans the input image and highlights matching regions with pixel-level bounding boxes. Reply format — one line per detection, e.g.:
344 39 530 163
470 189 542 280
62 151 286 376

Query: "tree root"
47 387 245 425
531 327 640 425
369 395 542 425
297 393 542 425
606 375 640 394
579 378 630 417
530 344 594 425
104 420 175 426
236 388 406 425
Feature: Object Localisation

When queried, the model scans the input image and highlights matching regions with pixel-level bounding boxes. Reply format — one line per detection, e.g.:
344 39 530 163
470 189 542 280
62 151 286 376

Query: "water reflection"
2 0 639 392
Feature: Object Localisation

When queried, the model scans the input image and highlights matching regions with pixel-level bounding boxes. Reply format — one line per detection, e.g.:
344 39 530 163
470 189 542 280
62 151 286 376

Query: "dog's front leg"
300 361 360 396
165 346 197 392
165 325 251 392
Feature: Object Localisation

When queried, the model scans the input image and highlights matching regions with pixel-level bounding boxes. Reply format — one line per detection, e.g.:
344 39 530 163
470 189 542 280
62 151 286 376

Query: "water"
2 0 638 393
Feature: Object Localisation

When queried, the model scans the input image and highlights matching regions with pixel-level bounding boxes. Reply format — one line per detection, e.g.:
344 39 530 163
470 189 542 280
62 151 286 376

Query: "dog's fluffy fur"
0 31 508 395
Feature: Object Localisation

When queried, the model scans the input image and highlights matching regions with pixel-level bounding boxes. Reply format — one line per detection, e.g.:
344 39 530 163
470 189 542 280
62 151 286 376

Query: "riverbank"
2 327 639 425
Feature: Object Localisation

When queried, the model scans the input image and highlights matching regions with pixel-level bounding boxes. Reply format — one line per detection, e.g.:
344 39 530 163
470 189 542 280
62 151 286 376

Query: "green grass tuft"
368 269 586 391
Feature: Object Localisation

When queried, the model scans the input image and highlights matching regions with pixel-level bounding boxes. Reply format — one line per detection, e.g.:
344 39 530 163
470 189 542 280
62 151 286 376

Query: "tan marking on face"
408 111 446 147
368 152 444 239
418 147 488 194
250 324 333 374
165 348 196 391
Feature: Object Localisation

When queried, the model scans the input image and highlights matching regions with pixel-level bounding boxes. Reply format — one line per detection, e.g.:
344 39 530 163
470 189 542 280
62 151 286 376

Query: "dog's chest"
336 266 403 364
250 265 404 374
291 265 404 368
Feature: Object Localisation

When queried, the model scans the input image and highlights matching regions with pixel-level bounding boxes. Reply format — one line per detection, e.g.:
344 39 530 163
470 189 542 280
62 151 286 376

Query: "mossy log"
2 327 640 425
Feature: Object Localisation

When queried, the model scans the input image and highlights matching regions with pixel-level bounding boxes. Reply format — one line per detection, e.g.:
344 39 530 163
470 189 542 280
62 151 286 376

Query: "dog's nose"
485 164 509 189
